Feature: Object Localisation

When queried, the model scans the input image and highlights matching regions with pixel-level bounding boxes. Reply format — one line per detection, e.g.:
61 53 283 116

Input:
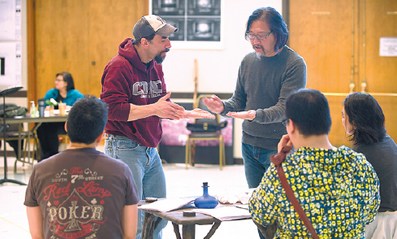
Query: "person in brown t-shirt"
25 96 139 239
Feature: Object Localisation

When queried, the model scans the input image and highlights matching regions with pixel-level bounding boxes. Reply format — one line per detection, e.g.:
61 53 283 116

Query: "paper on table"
216 188 255 204
193 205 251 221
139 198 195 212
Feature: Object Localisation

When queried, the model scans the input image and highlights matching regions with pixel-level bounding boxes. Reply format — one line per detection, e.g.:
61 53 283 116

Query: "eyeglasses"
245 31 272 41
282 119 289 127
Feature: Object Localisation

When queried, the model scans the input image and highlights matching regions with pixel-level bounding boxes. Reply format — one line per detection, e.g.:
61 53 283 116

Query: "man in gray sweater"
204 7 306 190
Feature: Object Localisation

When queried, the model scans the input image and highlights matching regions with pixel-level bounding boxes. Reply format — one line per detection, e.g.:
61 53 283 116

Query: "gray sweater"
223 46 306 149
355 135 397 212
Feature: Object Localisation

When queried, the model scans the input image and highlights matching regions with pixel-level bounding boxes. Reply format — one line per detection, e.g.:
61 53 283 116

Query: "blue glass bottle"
194 182 218 209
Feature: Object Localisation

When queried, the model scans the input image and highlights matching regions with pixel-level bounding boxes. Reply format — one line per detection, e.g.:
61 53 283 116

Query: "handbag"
0 104 27 118
186 119 227 133
270 146 320 239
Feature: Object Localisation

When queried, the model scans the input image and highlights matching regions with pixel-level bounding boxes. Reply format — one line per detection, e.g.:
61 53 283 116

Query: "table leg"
203 221 222 239
13 123 34 172
142 213 157 238
142 212 163 239
182 224 196 239
31 122 42 161
172 222 182 239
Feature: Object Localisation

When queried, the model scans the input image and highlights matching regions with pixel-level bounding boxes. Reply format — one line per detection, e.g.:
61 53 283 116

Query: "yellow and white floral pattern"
249 146 380 238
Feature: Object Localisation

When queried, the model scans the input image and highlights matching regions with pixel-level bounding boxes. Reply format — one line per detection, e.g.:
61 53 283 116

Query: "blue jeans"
105 134 167 239
242 143 277 189
242 143 277 239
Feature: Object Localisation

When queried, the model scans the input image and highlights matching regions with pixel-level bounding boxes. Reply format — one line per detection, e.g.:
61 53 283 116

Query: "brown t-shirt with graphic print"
24 148 138 239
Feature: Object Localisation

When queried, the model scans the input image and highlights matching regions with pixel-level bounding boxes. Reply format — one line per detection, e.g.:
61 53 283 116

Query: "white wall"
1 0 27 108
162 0 282 158
15 0 28 108
162 0 282 94
21 0 27 93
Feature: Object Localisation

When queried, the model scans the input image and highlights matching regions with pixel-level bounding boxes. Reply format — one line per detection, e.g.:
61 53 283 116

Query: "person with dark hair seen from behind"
37 71 84 161
249 89 380 238
25 96 139 239
100 15 214 239
342 92 397 238
202 8 306 237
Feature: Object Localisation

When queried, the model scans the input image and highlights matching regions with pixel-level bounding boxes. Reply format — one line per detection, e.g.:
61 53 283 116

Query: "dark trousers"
37 122 66 161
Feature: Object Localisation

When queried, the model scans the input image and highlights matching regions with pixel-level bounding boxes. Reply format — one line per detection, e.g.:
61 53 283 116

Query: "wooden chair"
185 95 226 170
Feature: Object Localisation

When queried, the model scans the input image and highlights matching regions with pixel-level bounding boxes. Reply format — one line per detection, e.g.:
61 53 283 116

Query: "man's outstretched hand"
184 108 216 119
226 110 256 120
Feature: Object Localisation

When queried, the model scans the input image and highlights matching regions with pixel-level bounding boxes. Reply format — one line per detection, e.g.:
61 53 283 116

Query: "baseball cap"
133 15 177 40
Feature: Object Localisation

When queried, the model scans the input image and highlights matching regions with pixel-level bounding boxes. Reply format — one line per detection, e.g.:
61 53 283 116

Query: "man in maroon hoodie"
100 15 212 239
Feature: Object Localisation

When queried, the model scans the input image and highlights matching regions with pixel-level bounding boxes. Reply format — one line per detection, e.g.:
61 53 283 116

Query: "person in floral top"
249 89 380 238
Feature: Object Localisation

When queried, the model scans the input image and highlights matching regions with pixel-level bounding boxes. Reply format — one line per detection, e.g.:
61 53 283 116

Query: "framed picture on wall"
150 0 223 49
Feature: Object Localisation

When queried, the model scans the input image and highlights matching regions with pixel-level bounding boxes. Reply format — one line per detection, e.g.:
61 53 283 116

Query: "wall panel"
289 0 397 146
33 0 148 99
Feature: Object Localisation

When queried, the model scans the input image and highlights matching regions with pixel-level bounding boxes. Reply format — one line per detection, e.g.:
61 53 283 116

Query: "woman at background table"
342 92 397 238
37 71 84 161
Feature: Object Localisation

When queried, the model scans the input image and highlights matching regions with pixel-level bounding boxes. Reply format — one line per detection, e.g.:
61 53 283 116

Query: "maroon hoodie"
100 38 167 147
